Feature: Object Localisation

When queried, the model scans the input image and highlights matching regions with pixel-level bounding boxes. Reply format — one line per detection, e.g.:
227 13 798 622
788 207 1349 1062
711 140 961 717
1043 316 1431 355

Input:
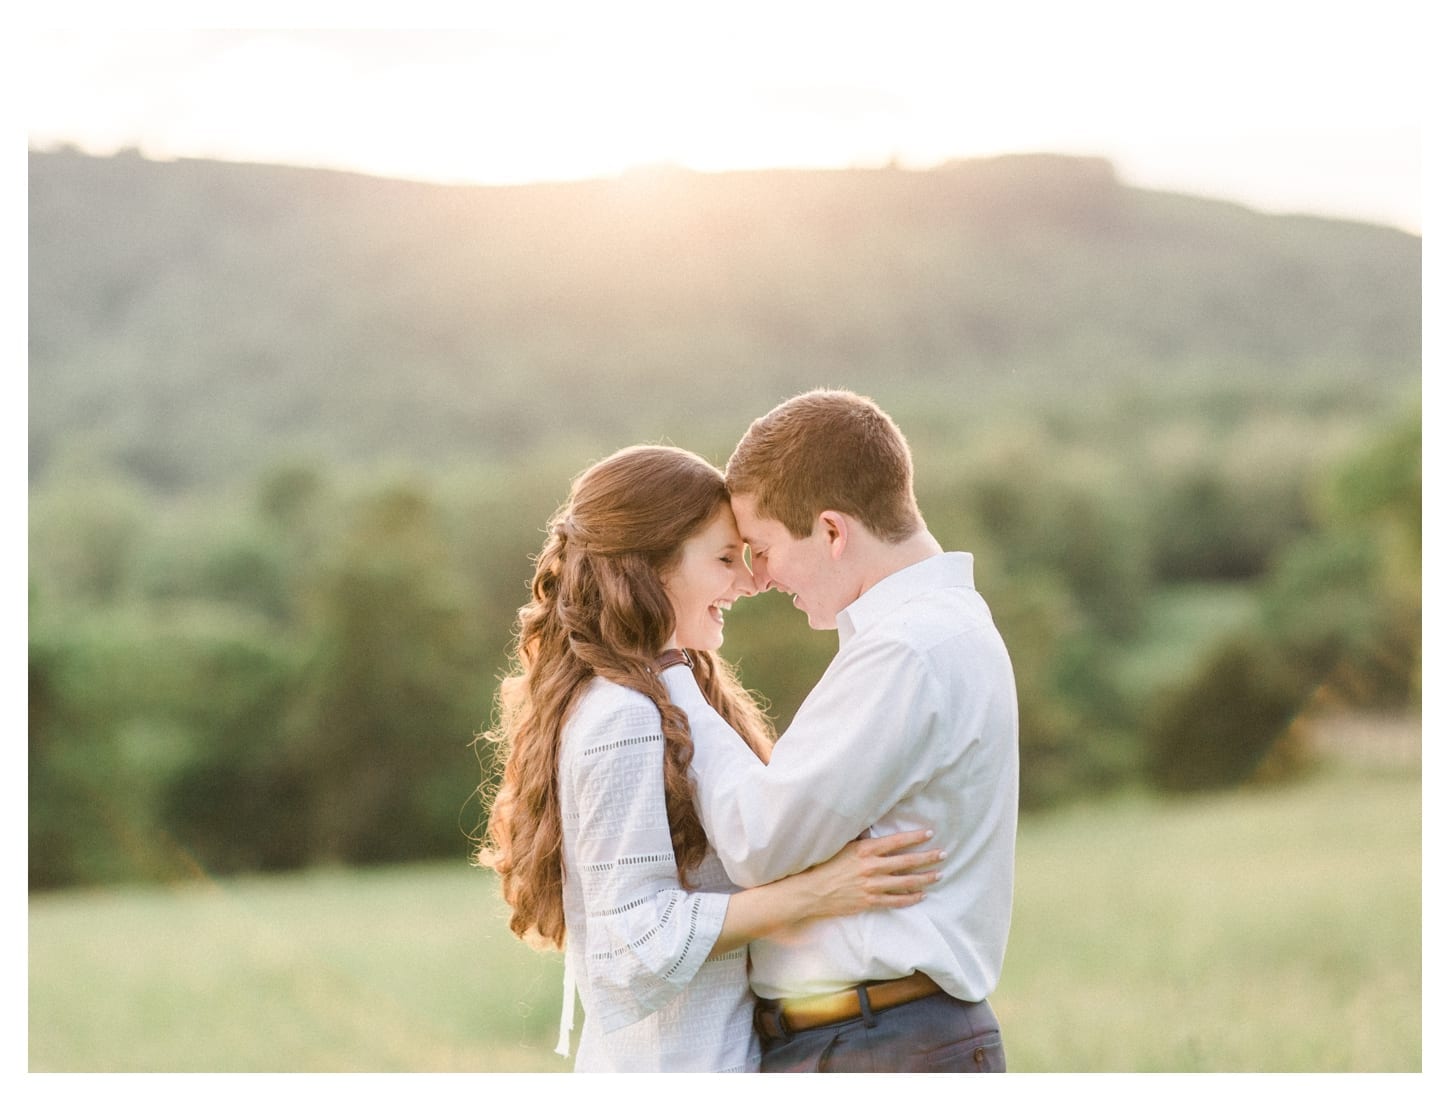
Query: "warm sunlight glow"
23 2 1425 231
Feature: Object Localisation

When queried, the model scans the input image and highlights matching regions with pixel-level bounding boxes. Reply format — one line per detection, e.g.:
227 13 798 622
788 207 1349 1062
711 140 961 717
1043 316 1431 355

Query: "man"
660 389 1019 1072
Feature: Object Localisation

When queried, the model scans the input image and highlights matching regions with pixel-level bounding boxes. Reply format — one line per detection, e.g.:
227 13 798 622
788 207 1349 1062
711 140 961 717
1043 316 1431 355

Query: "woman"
479 445 942 1072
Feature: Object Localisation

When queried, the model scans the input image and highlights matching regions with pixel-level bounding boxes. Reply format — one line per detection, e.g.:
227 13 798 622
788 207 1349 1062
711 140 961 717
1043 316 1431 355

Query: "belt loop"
755 1000 791 1042
855 984 878 1029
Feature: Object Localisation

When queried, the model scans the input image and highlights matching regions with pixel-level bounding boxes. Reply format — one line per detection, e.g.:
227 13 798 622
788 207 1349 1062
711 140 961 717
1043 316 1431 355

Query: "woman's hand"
796 828 945 921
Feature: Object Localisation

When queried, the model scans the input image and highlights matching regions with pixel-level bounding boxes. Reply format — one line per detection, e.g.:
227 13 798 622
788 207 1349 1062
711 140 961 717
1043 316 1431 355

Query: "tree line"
28 385 1419 889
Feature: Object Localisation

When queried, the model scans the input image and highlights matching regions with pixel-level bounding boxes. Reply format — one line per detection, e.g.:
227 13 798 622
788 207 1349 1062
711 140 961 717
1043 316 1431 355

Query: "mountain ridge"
29 147 1421 491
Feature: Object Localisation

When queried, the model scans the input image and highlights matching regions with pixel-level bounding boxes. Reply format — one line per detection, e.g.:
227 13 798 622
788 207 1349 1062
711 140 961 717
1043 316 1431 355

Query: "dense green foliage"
29 760 1421 1071
27 148 1420 887
1144 415 1421 790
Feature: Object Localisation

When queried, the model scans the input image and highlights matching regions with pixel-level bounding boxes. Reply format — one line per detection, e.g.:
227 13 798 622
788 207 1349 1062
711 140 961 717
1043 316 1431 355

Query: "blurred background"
25 3 1424 1074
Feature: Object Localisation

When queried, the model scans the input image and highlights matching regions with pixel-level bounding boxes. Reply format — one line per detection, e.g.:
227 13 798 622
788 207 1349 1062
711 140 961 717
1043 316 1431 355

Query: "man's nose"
733 559 760 596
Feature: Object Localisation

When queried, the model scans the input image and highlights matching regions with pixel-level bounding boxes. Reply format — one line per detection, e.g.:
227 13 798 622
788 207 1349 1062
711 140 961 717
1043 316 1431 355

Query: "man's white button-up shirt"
663 551 1019 1002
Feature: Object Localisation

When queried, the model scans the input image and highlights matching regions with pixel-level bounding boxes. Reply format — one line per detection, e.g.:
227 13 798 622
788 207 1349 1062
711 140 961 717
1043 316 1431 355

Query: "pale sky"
21 0 1428 233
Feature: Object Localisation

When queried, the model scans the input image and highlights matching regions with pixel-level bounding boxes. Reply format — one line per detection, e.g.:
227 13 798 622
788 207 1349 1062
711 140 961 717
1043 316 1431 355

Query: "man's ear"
818 510 850 560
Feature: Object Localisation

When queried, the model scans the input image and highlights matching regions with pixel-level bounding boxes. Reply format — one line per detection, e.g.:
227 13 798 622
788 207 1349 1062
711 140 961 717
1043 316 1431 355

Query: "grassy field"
29 752 1420 1073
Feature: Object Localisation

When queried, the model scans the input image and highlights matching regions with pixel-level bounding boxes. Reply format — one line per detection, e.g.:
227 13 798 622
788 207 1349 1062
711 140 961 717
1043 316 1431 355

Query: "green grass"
30 757 1420 1072
994 760 1421 1071
28 862 568 1072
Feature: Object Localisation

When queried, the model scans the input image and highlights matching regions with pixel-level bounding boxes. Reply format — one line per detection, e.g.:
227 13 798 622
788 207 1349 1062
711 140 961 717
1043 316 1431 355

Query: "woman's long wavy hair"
477 445 775 949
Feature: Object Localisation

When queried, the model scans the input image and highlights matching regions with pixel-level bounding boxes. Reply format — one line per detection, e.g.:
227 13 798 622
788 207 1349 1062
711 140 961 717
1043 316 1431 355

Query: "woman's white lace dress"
555 676 759 1072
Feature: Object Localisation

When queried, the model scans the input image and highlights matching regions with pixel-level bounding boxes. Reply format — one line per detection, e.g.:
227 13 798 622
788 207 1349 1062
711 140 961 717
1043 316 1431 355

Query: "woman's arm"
708 829 943 958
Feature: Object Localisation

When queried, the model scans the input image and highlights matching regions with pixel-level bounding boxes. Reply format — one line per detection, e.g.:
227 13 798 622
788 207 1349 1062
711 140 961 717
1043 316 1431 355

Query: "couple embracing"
481 389 1019 1073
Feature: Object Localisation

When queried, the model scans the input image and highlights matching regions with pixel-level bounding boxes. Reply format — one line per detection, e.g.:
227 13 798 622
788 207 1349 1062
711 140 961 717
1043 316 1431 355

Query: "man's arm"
664 637 948 886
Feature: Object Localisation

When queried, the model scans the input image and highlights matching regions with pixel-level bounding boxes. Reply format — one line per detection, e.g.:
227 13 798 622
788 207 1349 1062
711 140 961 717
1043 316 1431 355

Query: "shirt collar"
835 551 975 646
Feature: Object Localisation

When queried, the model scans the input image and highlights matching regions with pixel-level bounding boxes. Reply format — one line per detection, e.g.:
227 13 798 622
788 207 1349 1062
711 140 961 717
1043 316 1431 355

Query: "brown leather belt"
755 972 943 1039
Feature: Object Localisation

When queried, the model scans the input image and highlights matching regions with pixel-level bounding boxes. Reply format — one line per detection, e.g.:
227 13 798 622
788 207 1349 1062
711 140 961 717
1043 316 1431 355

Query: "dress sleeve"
566 692 731 1034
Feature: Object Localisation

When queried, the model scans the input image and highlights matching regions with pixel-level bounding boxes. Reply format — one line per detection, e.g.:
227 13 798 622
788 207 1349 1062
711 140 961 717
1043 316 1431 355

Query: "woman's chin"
678 631 724 653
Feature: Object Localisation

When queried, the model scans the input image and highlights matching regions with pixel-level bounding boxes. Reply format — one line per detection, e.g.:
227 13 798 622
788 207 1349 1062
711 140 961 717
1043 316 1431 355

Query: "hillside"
28 148 1421 490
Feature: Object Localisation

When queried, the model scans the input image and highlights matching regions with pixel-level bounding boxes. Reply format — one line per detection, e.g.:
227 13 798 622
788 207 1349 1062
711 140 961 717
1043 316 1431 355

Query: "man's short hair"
725 389 923 542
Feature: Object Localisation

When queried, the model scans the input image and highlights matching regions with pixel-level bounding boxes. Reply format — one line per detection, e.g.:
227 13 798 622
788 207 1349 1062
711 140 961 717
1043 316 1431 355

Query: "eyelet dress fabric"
556 676 760 1072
